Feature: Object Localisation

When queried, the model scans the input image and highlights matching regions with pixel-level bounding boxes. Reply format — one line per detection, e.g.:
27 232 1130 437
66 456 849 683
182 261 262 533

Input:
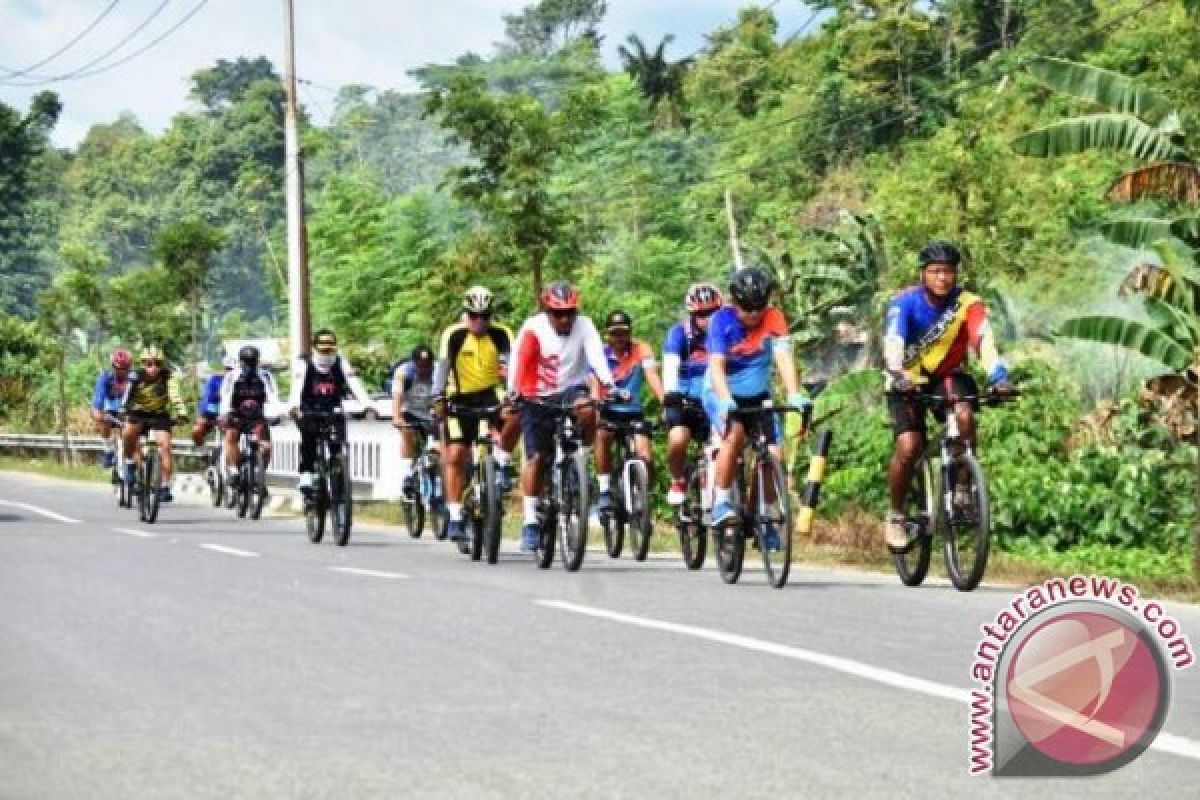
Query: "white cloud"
0 0 815 147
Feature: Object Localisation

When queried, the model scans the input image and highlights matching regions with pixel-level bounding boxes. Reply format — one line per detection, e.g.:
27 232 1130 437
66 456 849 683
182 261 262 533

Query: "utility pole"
282 0 310 359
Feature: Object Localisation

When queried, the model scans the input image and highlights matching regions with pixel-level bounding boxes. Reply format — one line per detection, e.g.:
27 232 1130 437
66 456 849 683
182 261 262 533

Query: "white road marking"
199 544 259 558
112 527 159 539
0 499 81 524
538 600 1200 763
328 567 408 580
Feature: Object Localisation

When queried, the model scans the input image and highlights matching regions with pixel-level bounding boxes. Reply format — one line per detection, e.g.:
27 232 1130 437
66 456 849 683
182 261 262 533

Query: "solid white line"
328 567 408 580
0 499 81 524
537 600 1200 762
198 544 259 558
112 527 158 539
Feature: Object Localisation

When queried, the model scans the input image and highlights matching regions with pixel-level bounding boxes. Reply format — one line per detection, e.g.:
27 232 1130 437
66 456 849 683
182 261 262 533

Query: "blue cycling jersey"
663 321 709 399
198 373 225 416
91 370 129 412
703 305 790 399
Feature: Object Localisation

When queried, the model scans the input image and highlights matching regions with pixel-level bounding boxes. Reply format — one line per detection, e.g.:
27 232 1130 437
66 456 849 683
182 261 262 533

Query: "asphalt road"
2 470 1198 799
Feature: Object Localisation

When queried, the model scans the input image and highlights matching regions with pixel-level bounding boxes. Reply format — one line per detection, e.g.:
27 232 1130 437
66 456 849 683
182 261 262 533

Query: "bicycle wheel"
331 456 353 547
141 451 161 524
431 471 449 540
305 467 327 544
627 459 652 562
677 465 706 570
466 487 484 561
249 449 267 520
402 494 424 538
758 458 792 589
943 453 991 592
536 497 556 569
892 458 935 587
601 468 624 559
208 454 224 507
713 475 745 584
482 455 502 565
558 453 589 572
236 462 251 518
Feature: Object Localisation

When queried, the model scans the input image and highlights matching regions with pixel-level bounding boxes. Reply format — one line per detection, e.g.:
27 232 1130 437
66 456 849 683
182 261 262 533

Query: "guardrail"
0 421 406 501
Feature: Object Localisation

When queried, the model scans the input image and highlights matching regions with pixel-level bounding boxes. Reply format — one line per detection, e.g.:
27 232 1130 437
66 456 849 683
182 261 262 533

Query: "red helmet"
110 349 132 371
540 280 580 311
685 282 722 313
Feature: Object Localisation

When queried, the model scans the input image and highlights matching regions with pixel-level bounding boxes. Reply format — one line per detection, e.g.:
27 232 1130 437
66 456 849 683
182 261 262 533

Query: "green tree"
617 34 692 128
500 0 607 57
152 219 226 369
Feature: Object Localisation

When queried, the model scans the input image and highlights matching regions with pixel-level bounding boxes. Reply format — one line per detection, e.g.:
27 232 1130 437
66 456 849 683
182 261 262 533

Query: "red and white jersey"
510 313 614 397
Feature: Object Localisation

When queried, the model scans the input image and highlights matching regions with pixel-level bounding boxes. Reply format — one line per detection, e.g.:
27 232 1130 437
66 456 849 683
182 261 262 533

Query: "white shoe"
297 472 315 491
885 513 909 550
666 480 686 507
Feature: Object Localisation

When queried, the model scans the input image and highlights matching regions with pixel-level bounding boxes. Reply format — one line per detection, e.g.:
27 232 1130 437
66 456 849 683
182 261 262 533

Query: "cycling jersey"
510 313 613 397
198 373 225 417
391 360 435 416
218 367 281 417
289 354 354 413
883 286 1007 383
662 319 709 399
436 322 513 396
123 369 187 418
91 370 130 413
703 305 790 398
604 340 656 413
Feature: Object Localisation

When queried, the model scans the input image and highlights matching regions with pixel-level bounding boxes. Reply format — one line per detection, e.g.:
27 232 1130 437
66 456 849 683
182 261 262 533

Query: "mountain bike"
129 420 176 524
524 397 593 572
446 401 506 564
398 413 448 541
597 411 655 562
104 413 132 509
669 397 709 570
713 403 810 589
301 410 352 547
888 386 1020 591
231 418 273 520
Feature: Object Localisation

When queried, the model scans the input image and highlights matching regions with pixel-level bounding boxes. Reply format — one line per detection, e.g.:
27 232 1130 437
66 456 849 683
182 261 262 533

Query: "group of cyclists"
88 238 1014 557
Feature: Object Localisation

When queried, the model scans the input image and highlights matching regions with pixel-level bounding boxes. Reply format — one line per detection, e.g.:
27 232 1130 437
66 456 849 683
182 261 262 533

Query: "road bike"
888 386 1020 591
397 414 448 541
524 397 592 572
445 401 506 564
597 411 655 562
301 410 352 547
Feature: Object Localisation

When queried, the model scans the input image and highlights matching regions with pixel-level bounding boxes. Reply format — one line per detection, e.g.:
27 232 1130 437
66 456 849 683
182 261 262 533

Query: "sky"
0 0 819 147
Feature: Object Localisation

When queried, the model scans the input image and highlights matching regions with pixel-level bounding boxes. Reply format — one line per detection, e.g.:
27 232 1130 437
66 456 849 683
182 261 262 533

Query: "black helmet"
918 240 962 269
238 345 260 368
729 266 773 311
605 310 632 332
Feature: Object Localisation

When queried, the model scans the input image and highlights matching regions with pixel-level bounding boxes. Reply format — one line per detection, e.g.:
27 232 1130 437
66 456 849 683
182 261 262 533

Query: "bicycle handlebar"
884 387 1022 408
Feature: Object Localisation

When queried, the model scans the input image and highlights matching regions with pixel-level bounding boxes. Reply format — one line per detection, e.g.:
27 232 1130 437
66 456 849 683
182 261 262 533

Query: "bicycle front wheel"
627 460 652 562
758 458 792 589
305 468 327 544
482 455 502 565
677 467 706 570
141 451 161 524
249 450 267 520
892 458 935 587
714 478 745 584
236 463 251 518
558 453 589 572
331 456 353 547
943 453 990 592
601 471 624 559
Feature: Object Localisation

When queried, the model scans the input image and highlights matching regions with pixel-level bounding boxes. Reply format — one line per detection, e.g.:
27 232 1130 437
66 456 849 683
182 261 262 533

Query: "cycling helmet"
463 286 494 314
139 345 165 363
729 267 773 311
917 240 962 268
540 280 580 311
684 282 722 313
110 349 132 371
238 345 260 369
605 310 632 332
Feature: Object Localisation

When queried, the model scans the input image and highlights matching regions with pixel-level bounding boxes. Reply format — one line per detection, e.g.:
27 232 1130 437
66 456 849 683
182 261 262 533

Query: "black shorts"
229 415 270 441
662 402 710 442
402 411 438 439
127 412 173 432
443 389 502 444
520 387 589 461
888 371 979 437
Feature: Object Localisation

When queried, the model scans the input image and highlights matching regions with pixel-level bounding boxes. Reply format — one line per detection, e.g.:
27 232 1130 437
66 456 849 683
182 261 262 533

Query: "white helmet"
463 286 494 314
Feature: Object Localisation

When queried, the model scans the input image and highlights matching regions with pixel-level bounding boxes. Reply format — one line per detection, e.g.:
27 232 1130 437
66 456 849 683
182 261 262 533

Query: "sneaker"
297 472 315 494
598 490 614 513
496 464 515 494
101 451 116 469
666 480 686 507
712 499 738 527
520 523 541 552
157 487 173 503
760 524 781 553
885 512 909 551
446 519 466 541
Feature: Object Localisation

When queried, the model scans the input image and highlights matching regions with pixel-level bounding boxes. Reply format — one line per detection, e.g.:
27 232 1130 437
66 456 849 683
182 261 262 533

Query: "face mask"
313 352 337 370
467 316 488 335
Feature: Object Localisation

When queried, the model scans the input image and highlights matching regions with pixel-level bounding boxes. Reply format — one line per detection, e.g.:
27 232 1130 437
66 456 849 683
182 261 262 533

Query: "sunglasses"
924 265 958 276
692 309 716 319
549 310 577 320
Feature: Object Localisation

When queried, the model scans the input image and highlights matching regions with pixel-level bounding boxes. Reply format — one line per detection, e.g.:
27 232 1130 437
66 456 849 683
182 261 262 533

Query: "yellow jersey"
438 322 513 396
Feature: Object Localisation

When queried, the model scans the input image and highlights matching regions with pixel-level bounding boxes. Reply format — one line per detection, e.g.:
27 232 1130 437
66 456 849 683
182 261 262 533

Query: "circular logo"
1004 608 1169 769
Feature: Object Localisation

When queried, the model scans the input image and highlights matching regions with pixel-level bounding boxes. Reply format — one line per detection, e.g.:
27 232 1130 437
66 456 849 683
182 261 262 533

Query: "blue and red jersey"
663 320 709 399
604 340 656 412
703 305 790 398
884 286 1006 383
91 370 130 412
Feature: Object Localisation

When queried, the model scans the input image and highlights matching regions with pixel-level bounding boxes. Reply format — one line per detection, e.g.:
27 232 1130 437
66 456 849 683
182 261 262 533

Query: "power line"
1 0 205 87
0 0 121 78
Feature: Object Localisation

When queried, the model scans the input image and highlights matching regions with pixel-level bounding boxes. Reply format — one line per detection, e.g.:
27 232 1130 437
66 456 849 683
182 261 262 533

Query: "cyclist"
288 329 355 496
883 240 1013 551
434 286 520 542
595 310 664 512
705 267 810 551
90 348 133 469
662 282 721 506
510 280 622 552
218 345 282 490
120 346 188 502
191 358 233 447
390 344 438 501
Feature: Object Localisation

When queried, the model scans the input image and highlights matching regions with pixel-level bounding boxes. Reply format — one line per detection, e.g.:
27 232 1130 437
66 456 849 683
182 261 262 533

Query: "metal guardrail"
0 432 204 457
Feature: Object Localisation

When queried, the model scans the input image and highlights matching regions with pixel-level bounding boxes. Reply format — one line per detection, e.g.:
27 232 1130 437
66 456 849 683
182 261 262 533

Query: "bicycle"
397 413 448 541
300 410 352 547
204 437 226 508
668 397 709 570
231 418 274 520
712 403 811 589
445 401 506 564
129 421 175 525
597 411 656 562
888 386 1020 592
522 396 593 572
102 413 132 509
